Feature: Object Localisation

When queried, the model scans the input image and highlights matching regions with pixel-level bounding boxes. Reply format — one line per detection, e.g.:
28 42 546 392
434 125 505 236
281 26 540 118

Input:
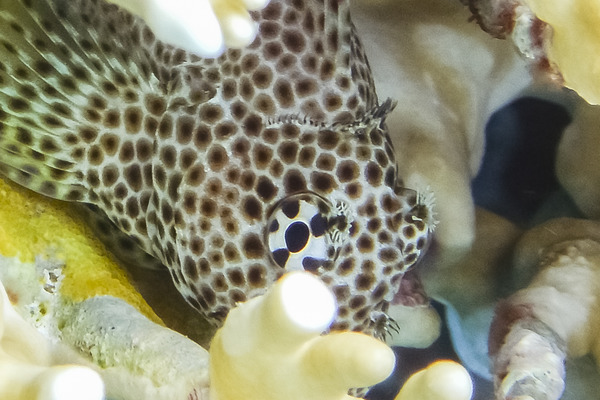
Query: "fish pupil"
285 221 310 253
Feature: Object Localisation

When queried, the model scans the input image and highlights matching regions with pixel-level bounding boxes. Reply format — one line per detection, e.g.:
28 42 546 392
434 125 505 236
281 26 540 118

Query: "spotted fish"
0 0 434 336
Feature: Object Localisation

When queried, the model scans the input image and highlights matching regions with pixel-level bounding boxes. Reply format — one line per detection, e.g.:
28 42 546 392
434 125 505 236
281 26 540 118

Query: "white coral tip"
395 361 473 400
37 366 105 400
145 0 225 57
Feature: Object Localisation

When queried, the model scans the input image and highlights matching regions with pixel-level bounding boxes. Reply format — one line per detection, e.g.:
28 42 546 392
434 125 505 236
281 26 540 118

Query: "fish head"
260 100 434 334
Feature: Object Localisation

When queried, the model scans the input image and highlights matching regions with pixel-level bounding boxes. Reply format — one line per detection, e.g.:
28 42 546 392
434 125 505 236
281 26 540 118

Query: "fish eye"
266 193 335 272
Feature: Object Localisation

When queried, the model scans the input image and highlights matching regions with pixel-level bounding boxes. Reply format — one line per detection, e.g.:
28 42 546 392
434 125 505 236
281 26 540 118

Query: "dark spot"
240 171 256 190
337 258 354 276
379 248 399 262
160 145 177 169
33 60 53 76
349 296 366 310
281 199 300 219
252 66 273 89
119 141 135 163
365 162 382 186
336 160 359 182
87 145 104 165
215 121 237 139
145 95 166 116
356 235 374 253
311 172 337 193
310 214 327 237
124 164 143 191
243 196 262 220
403 225 416 239
102 164 119 187
40 137 60 153
385 167 396 188
274 79 294 108
194 124 212 149
298 147 316 167
272 248 290 267
9 97 29 112
253 144 273 169
255 176 277 201
258 126 277 143
39 181 57 197
295 78 318 97
84 108 101 123
228 267 246 287
278 141 298 164
283 169 306 194
207 145 228 171
179 149 198 169
254 94 276 114
240 76 254 100
345 182 362 199
355 273 375 290
263 41 283 59
318 130 339 150
126 197 140 218
114 183 128 199
183 191 197 214
241 53 259 73
183 256 199 281
315 154 335 171
190 237 204 255
243 114 263 137
124 106 142 133
168 173 182 202
247 264 266 287
243 234 264 259
136 139 153 162
200 198 217 217
281 29 306 53
302 257 324 272
100 134 119 156
356 145 371 160
269 219 280 232
200 104 223 124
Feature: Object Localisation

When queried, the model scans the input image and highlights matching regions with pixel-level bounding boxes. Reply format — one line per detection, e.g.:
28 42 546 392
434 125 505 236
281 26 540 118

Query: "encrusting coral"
105 0 271 56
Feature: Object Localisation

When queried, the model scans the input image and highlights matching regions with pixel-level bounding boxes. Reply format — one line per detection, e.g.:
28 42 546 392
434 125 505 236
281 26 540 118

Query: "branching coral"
104 0 270 56
210 271 396 400
489 218 600 400
0 279 104 400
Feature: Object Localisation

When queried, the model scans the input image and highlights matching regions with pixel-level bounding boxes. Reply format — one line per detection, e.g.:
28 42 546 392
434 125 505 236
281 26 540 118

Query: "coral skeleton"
490 218 600 400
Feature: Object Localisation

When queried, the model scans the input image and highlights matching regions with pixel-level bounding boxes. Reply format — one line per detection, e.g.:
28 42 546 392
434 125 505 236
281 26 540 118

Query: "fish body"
0 0 433 335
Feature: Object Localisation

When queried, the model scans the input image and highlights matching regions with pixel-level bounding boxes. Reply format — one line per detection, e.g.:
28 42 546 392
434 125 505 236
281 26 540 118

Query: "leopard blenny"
0 0 434 336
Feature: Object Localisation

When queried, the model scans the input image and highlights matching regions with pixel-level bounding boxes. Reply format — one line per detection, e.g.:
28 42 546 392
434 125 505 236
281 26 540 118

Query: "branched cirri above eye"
266 193 339 272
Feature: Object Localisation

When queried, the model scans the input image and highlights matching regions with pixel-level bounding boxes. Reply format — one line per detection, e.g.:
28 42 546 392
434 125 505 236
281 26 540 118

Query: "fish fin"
0 0 165 202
